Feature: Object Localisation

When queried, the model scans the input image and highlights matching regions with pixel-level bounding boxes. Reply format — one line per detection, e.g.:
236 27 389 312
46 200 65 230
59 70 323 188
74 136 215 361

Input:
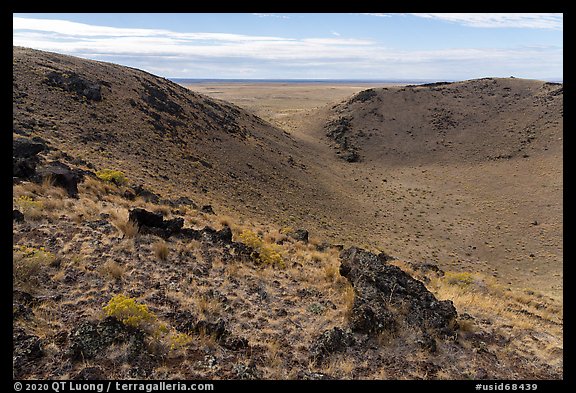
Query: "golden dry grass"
427 270 562 334
98 260 125 280
152 240 169 261
113 219 139 239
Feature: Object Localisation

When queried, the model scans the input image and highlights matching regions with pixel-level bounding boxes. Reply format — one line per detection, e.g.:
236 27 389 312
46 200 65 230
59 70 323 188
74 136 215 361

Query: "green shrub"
96 169 128 186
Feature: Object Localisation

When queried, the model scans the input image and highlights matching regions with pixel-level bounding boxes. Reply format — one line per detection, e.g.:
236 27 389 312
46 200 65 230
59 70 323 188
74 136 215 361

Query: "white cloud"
252 13 290 19
358 13 391 18
331 31 341 37
12 16 562 79
409 13 563 30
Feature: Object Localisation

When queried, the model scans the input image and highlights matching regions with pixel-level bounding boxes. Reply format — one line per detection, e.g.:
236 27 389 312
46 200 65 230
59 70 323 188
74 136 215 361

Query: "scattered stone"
163 196 197 208
165 217 184 234
475 368 490 380
296 371 335 380
232 362 261 380
69 317 146 360
339 247 458 338
460 313 475 321
129 208 163 228
131 184 161 204
325 116 362 162
44 71 102 101
13 328 44 377
201 205 215 215
174 228 201 241
310 327 355 363
230 241 255 261
416 332 437 353
348 88 378 104
14 156 39 180
13 209 24 222
123 189 136 201
174 315 249 351
72 366 106 380
34 161 84 198
141 81 183 116
13 137 47 158
128 208 183 238
216 225 233 243
287 228 309 243
315 241 331 252
13 137 48 180
13 290 35 320
408 262 445 279
200 225 232 245
342 150 360 163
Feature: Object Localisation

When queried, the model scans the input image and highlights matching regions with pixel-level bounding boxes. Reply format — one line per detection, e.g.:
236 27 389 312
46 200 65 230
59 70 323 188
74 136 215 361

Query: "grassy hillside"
13 47 563 379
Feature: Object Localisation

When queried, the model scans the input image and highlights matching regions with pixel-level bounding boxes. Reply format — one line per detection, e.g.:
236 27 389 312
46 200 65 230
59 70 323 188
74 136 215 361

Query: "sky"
12 13 563 81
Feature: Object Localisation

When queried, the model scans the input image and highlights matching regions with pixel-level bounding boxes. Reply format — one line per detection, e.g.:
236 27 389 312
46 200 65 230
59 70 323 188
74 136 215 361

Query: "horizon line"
169 77 563 83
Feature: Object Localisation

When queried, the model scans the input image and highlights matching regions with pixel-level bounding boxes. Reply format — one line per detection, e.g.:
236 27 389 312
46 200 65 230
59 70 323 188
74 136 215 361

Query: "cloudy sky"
13 13 563 81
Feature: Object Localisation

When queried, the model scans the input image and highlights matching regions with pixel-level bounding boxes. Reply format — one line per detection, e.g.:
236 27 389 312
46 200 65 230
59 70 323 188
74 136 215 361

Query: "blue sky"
13 13 563 81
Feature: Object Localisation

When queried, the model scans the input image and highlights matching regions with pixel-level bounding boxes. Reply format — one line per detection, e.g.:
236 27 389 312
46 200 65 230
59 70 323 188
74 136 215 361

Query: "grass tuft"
152 240 169 261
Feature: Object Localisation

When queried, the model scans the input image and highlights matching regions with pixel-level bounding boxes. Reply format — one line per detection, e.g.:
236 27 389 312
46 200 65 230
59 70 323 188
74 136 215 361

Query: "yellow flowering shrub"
16 195 43 213
96 169 128 186
103 294 157 329
239 230 285 268
13 244 56 283
103 295 194 353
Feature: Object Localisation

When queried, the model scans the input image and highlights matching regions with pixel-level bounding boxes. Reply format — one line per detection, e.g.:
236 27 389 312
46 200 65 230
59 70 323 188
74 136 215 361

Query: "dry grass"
324 264 339 282
79 176 118 200
14 195 44 220
113 219 139 239
152 204 171 216
261 338 284 378
98 260 125 281
427 270 563 337
42 197 67 213
193 294 223 319
338 281 356 321
218 215 236 228
21 300 64 339
70 198 102 222
12 55 564 380
323 354 356 379
152 240 169 261
13 245 57 288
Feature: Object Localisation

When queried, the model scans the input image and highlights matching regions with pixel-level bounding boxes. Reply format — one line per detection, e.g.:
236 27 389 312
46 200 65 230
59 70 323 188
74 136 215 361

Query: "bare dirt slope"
184 78 563 300
287 80 562 299
12 47 342 233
